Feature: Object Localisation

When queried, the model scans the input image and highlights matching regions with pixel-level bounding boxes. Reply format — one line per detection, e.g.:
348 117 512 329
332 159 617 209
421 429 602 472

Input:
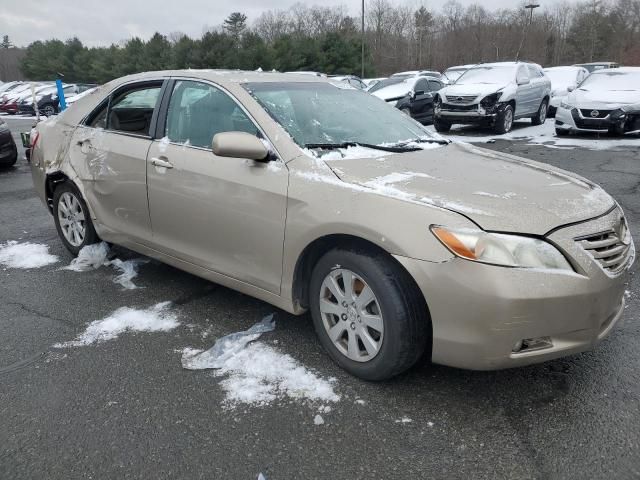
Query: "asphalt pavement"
1 116 639 480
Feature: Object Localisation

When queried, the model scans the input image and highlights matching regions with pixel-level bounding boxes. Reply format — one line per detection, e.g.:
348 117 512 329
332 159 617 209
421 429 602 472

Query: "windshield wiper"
393 137 450 147
304 141 422 153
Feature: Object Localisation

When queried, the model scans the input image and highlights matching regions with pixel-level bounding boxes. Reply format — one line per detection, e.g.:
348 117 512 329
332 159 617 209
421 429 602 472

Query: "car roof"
574 62 619 66
112 69 338 86
544 66 584 70
590 66 639 74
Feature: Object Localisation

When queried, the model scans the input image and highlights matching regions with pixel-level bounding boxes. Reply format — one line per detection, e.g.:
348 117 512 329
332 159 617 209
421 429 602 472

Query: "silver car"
30 70 632 380
435 62 551 134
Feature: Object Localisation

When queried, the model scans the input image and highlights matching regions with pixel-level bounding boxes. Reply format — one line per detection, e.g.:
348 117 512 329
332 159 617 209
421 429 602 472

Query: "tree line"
19 0 640 84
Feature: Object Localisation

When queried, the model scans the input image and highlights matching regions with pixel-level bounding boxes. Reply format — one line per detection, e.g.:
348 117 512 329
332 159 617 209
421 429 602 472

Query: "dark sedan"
0 119 18 167
370 76 444 124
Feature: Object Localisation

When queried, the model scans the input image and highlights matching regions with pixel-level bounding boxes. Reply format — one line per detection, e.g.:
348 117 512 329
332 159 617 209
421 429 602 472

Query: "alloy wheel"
43 105 55 117
504 108 513 132
318 268 384 362
57 192 86 247
539 102 547 123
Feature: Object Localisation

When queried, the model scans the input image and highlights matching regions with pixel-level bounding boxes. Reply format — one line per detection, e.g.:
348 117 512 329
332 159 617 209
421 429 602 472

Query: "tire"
434 118 451 133
42 104 56 117
555 128 570 137
53 182 99 255
494 104 514 134
309 247 430 381
0 147 17 168
531 99 548 126
400 107 411 116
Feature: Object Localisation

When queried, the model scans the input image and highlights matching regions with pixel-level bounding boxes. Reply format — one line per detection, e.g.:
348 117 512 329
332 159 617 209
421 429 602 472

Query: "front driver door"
68 80 164 242
146 79 288 294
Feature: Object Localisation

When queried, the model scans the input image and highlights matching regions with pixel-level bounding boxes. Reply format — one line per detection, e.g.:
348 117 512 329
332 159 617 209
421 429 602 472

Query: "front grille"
441 103 477 111
576 229 633 274
571 109 609 129
445 94 477 104
579 109 612 119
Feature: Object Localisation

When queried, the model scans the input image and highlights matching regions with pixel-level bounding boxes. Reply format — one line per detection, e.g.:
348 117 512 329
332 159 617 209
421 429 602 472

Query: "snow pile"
181 315 338 407
55 301 179 347
63 242 110 271
63 242 147 289
215 342 340 407
0 241 59 269
182 314 275 370
314 414 325 425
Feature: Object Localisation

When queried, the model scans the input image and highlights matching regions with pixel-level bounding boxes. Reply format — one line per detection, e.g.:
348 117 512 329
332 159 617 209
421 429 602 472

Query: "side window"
428 80 443 91
108 84 161 136
414 79 428 93
165 80 259 149
526 65 539 79
88 102 108 129
516 66 529 84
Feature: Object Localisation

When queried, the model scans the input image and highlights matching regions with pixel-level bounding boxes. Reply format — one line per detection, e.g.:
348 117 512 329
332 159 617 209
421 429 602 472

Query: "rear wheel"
434 118 451 133
53 182 99 255
531 99 548 125
309 248 430 381
494 104 514 134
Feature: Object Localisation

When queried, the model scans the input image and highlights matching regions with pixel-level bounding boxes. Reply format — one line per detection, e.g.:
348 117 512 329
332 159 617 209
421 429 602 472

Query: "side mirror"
567 85 575 92
212 131 269 162
517 77 530 86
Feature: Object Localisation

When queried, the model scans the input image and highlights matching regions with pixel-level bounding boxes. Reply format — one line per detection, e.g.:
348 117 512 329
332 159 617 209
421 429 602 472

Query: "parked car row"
0 81 96 116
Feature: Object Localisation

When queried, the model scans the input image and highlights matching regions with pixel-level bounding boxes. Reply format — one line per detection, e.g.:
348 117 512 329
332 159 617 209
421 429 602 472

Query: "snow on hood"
441 83 506 100
371 80 414 100
568 87 640 109
323 142 614 234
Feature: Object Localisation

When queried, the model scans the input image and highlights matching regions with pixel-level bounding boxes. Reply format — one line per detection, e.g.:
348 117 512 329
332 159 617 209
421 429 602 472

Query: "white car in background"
441 64 475 84
363 77 386 90
543 66 589 117
555 67 640 136
391 70 441 79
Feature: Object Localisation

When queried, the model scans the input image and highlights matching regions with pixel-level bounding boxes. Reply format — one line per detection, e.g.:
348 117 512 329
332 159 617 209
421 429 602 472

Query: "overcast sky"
1 0 519 47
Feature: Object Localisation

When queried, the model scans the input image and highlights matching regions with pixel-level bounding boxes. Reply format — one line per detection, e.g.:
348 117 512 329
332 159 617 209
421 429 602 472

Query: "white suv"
434 62 551 134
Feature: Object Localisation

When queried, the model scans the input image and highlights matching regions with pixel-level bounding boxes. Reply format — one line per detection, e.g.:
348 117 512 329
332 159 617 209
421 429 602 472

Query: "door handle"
151 157 174 169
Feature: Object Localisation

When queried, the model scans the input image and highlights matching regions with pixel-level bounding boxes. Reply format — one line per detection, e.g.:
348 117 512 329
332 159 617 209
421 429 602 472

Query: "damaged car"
29 70 633 380
434 62 551 134
555 67 640 136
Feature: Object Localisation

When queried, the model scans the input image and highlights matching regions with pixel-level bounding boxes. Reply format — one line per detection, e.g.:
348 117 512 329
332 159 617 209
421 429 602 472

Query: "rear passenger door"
145 79 288 294
515 66 534 116
527 65 545 111
68 80 164 242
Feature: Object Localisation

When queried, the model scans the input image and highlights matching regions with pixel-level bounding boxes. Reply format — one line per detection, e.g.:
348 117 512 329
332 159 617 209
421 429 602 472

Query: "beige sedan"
30 71 634 380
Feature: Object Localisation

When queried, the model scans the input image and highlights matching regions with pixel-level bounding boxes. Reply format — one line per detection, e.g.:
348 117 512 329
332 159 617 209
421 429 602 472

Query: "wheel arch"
45 171 71 212
292 233 430 317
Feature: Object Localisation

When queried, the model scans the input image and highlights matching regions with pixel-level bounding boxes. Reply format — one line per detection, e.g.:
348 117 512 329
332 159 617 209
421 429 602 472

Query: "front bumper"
555 106 624 132
395 209 633 370
435 103 499 125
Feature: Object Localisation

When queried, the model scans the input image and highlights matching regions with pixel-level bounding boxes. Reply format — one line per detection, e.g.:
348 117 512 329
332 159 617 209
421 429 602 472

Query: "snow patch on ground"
314 414 325 425
63 242 147 289
54 302 179 347
212 342 339 408
429 119 640 151
0 241 59 269
395 417 413 424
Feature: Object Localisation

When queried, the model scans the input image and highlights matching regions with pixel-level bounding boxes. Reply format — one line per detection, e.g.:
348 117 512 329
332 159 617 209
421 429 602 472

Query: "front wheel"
42 104 56 117
309 248 430 381
53 182 99 255
434 118 451 132
494 104 514 134
531 99 548 125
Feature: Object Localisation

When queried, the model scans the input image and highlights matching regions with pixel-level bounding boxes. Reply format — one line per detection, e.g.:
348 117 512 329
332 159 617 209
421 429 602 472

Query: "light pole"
515 3 540 61
361 0 365 78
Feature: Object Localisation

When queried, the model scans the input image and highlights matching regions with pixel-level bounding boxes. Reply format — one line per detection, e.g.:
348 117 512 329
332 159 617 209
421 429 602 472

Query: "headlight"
560 100 574 110
431 226 573 270
480 92 502 107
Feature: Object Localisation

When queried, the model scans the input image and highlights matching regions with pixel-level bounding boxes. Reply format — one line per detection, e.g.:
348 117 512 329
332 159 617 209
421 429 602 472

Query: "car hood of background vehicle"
441 83 506 99
569 88 640 109
372 83 411 100
324 142 614 235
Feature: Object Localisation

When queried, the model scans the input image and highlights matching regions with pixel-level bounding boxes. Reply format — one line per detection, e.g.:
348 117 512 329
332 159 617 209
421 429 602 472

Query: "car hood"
324 142 614 235
441 83 506 100
568 88 640 109
371 83 411 100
